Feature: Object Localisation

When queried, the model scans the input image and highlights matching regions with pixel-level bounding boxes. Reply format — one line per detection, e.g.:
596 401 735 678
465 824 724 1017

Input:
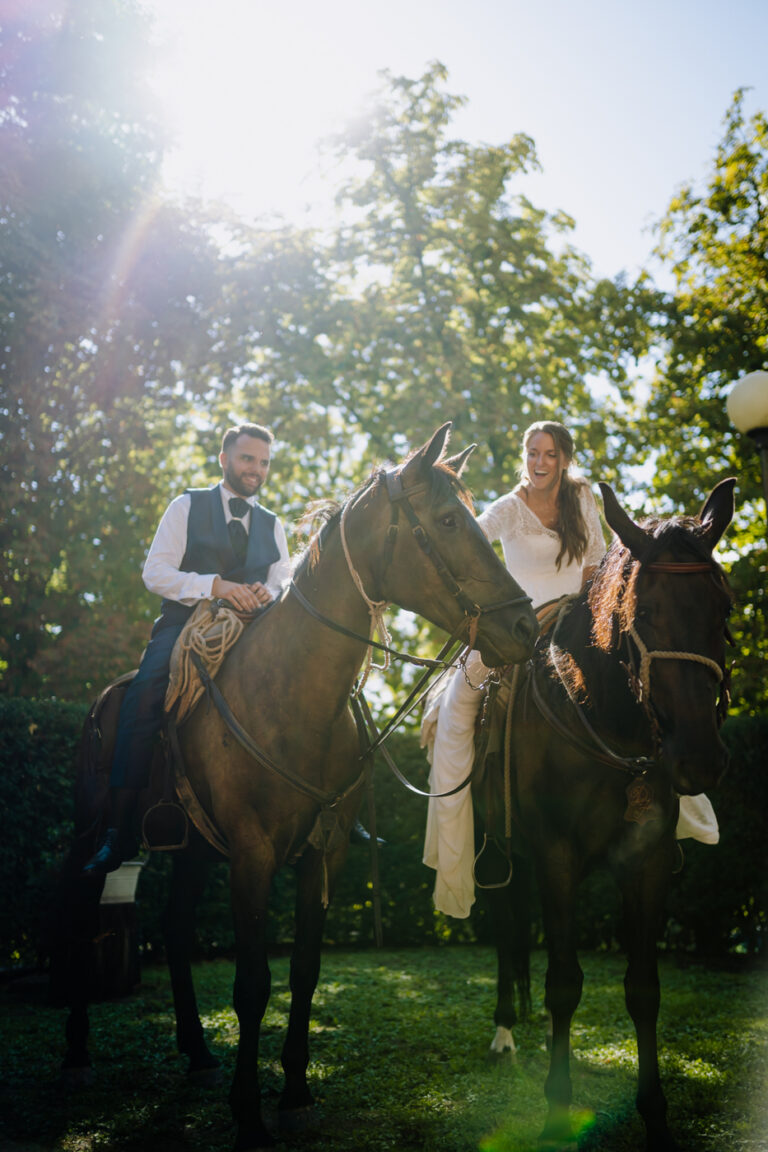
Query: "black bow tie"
228 496 250 519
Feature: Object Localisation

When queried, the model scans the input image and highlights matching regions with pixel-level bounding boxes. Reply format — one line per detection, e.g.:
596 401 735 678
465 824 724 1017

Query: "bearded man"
83 422 291 874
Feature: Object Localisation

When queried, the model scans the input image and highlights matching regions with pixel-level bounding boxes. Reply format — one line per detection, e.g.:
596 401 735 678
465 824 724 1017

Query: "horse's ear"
400 422 453 482
598 482 650 557
699 477 736 551
443 443 476 476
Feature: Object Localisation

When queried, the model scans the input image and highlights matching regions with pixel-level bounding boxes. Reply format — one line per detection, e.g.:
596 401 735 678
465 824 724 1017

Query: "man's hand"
212 577 273 614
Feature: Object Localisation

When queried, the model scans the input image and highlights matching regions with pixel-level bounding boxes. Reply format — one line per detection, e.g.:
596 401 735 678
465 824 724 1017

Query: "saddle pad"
165 599 245 724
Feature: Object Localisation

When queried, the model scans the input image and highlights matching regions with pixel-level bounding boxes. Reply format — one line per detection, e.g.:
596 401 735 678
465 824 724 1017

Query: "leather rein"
529 559 730 778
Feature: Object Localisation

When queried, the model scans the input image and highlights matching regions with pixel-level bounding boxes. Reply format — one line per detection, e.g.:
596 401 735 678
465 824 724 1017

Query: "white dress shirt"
142 483 292 606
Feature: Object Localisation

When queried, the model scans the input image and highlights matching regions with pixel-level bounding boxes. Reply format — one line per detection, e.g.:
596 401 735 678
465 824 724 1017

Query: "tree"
599 90 768 712
0 2 225 698
320 63 616 501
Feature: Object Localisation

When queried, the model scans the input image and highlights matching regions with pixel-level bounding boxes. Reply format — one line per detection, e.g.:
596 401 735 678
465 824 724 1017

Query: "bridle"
622 561 731 736
536 558 731 776
289 465 532 690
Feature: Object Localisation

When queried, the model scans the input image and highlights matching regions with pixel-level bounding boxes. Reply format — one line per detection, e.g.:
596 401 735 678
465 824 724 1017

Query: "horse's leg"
47 844 103 1087
279 834 349 1127
618 847 679 1152
486 853 533 1061
538 846 583 1144
487 883 519 1061
162 846 221 1083
228 848 275 1152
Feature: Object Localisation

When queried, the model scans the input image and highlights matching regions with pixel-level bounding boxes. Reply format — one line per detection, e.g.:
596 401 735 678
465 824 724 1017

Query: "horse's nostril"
517 615 537 644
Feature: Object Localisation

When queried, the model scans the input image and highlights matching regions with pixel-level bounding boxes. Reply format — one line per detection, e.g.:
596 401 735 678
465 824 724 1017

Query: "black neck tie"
228 497 250 564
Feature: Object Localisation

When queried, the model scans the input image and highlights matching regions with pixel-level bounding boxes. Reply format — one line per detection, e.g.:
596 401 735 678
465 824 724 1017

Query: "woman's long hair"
520 420 590 569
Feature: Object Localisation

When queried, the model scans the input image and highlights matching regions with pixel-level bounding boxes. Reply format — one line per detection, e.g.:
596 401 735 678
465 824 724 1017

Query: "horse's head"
594 479 735 795
361 424 539 667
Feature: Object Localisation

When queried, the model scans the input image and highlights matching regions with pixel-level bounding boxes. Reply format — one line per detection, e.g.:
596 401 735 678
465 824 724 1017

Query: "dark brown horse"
473 478 735 1151
50 424 538 1152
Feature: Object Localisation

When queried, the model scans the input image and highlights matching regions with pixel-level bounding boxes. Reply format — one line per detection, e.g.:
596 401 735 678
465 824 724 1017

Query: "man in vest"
83 421 291 874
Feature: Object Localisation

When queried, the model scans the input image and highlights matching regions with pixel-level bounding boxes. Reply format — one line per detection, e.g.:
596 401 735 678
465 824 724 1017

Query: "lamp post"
726 369 768 528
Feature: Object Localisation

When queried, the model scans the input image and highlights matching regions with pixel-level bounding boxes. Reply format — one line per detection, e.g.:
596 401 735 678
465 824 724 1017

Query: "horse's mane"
294 455 474 574
588 514 729 652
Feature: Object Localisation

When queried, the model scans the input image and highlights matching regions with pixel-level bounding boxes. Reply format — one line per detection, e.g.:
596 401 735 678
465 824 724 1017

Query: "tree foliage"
0 3 225 696
606 91 768 711
1 7 765 720
321 62 614 499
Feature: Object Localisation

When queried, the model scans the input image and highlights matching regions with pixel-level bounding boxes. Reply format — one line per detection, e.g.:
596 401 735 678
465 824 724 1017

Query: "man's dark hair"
221 423 274 454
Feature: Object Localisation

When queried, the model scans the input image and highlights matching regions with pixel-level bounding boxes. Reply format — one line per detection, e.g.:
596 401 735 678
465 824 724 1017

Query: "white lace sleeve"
580 484 607 569
477 491 523 543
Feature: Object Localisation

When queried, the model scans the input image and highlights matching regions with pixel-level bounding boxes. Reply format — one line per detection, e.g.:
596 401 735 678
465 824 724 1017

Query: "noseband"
538 557 731 777
624 560 730 730
380 468 531 626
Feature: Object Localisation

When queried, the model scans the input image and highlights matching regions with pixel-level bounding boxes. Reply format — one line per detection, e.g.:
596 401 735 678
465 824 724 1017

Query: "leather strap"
167 715 231 857
528 657 654 776
353 693 476 800
190 651 366 808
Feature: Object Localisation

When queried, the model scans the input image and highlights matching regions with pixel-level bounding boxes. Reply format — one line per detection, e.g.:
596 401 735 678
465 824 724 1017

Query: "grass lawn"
1 947 766 1152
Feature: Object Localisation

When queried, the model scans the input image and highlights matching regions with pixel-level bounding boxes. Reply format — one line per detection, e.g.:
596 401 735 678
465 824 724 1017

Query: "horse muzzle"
475 606 539 668
667 739 729 796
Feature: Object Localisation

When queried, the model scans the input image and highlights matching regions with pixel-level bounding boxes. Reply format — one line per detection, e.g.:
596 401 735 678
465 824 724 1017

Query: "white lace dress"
422 484 717 919
478 485 606 606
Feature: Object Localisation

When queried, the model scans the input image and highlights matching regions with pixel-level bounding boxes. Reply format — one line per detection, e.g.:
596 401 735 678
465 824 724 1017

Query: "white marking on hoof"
489 1025 517 1060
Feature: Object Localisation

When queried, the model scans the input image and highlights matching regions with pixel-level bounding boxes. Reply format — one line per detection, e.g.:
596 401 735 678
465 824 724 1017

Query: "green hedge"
0 697 88 969
1 698 765 971
665 714 768 956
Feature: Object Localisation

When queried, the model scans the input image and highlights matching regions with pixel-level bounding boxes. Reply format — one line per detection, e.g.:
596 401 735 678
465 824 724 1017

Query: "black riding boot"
82 786 139 875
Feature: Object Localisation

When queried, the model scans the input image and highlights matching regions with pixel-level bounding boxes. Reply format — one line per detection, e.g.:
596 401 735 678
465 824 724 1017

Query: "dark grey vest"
158 486 280 628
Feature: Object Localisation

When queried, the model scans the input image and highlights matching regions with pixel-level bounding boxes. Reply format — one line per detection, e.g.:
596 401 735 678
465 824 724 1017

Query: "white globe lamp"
726 369 768 522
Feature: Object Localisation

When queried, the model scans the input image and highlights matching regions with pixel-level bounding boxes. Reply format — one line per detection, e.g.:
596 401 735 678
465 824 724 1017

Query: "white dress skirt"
422 486 718 919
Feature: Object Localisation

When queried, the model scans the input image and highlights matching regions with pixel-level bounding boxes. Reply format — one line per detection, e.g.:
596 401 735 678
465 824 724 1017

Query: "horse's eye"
440 513 458 530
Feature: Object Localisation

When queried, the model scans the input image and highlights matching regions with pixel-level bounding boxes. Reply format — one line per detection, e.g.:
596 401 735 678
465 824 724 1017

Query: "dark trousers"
110 620 185 789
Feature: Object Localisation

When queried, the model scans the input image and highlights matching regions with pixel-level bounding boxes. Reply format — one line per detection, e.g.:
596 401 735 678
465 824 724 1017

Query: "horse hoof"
540 1113 579 1150
539 1132 578 1152
233 1125 275 1152
644 1129 681 1152
187 1062 223 1088
278 1103 317 1133
487 1026 517 1063
59 1064 94 1090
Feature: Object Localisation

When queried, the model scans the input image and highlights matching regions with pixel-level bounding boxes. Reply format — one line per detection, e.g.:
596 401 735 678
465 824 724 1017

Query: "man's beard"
224 464 262 498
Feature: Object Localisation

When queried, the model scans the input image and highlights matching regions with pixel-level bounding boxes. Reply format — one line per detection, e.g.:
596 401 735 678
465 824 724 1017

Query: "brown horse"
473 478 735 1151
50 424 538 1152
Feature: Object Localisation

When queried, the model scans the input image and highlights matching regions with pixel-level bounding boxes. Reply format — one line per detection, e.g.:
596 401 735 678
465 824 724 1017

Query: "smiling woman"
423 420 605 920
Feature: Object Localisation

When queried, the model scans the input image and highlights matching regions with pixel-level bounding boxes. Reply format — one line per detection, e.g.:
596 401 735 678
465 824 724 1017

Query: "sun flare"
146 0 377 220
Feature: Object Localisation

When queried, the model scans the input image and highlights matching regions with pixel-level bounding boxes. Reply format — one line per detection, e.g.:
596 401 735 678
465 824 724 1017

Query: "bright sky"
146 0 768 281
